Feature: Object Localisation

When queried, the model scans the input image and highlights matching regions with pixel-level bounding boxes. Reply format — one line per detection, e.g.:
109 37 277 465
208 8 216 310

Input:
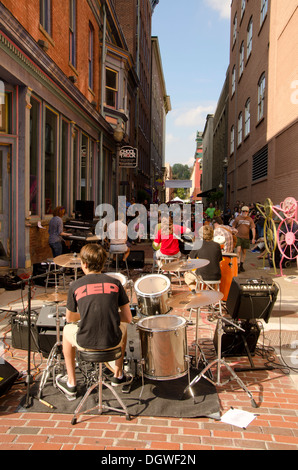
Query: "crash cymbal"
166 292 200 309
178 259 210 271
166 290 223 309
186 290 223 309
161 258 210 272
54 253 81 267
36 292 68 302
160 260 184 271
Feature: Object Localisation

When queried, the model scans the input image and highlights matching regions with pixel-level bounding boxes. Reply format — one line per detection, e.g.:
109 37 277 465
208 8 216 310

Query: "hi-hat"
166 290 223 309
36 292 68 303
161 258 209 272
54 253 81 268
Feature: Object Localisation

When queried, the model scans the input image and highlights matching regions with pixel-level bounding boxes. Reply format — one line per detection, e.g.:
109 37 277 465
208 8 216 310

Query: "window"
88 23 94 90
106 68 118 108
241 0 246 19
247 17 253 59
231 65 236 95
239 41 244 77
260 0 268 26
40 0 52 36
61 119 70 209
244 98 250 137
238 112 243 146
44 106 58 213
258 73 266 121
69 0 76 68
29 97 41 215
230 126 235 155
233 13 237 46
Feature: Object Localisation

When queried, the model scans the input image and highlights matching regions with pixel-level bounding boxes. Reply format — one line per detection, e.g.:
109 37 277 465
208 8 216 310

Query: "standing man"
56 244 132 400
232 206 256 272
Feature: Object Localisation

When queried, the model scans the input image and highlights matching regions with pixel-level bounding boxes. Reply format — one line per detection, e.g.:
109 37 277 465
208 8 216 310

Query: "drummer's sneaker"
111 372 133 387
56 374 77 399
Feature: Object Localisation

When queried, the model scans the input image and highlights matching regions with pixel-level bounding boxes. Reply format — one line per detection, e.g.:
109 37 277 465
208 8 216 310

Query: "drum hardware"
54 253 82 281
37 287 66 402
183 306 258 408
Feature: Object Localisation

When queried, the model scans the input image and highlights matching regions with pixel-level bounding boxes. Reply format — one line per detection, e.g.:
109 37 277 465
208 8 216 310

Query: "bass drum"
137 315 188 380
220 253 238 301
134 274 171 316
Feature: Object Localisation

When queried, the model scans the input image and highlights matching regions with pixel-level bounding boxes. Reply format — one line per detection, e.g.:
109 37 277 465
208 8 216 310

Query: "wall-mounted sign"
119 146 138 168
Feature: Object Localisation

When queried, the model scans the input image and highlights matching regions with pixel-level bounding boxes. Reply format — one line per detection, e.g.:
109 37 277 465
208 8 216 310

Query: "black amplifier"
213 319 261 357
11 312 40 352
226 277 279 323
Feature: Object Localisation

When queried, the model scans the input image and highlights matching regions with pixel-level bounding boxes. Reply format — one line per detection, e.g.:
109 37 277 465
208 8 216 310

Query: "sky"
151 0 231 168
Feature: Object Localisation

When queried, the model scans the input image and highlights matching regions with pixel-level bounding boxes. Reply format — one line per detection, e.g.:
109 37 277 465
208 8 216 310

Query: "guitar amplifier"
127 250 145 268
226 277 279 323
213 319 261 357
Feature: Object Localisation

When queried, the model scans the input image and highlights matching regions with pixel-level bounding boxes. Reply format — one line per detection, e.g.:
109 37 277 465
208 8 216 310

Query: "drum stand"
37 296 66 401
184 309 258 409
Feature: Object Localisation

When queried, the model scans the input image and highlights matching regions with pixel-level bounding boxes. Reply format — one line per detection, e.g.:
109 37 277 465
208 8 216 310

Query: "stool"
198 278 220 292
107 250 129 277
157 255 181 285
45 258 65 292
71 347 130 424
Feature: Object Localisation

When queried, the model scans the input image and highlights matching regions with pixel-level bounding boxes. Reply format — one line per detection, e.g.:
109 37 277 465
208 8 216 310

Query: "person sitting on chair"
154 214 189 266
185 225 222 291
107 212 130 265
56 243 132 399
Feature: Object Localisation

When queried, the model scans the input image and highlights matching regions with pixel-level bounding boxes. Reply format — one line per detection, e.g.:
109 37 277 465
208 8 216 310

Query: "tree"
172 164 191 180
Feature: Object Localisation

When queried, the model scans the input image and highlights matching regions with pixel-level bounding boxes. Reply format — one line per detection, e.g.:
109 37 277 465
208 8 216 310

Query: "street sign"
119 146 138 168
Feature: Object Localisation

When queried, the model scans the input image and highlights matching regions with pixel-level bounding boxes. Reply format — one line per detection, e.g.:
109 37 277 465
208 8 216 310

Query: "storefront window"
44 106 58 213
30 97 40 215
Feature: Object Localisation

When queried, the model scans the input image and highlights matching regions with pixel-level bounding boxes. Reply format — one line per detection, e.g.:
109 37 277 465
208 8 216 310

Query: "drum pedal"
121 383 132 394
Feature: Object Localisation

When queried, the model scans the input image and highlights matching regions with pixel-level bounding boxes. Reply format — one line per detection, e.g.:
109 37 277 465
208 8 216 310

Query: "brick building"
0 0 163 269
227 0 298 206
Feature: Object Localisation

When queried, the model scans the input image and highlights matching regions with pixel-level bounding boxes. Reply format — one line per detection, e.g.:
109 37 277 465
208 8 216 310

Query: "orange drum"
220 253 238 301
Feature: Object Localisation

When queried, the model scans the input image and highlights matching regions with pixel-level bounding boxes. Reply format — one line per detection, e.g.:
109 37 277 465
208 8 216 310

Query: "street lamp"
113 121 124 201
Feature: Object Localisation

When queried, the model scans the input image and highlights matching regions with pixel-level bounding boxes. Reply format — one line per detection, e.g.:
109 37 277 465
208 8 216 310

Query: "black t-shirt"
66 273 129 350
190 240 222 281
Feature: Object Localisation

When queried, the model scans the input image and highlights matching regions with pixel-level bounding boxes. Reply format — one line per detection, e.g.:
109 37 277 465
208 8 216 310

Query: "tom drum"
134 274 171 316
137 315 188 380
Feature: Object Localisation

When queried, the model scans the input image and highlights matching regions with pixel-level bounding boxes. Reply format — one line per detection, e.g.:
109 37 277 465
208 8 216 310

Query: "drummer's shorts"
236 237 250 250
63 322 127 352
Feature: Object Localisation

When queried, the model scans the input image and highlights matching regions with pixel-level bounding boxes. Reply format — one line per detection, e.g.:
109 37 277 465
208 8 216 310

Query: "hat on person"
242 206 249 212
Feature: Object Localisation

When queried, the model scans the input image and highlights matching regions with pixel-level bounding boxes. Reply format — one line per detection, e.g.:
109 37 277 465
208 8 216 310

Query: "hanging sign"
119 146 138 168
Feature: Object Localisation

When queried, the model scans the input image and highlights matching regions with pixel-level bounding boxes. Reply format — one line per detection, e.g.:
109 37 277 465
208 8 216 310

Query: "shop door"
0 145 10 267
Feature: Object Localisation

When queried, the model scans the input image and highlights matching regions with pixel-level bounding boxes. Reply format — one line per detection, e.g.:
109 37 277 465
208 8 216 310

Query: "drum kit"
35 254 257 408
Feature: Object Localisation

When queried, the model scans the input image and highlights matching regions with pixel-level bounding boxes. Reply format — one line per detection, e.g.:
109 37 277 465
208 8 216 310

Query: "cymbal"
166 290 223 309
35 292 68 302
54 253 81 267
161 258 210 272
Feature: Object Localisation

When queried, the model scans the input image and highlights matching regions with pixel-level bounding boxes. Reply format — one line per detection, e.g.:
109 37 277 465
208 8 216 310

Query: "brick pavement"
0 242 297 451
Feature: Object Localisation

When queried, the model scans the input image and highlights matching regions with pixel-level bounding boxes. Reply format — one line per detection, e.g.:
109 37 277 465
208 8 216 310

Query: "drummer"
184 225 222 291
213 216 237 253
56 243 133 400
154 214 190 267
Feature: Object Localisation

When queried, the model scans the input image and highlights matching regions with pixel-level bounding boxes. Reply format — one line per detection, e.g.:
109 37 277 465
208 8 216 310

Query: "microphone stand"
16 268 65 408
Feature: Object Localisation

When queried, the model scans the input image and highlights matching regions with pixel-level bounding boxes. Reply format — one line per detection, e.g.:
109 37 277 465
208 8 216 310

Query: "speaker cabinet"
226 277 278 323
213 320 260 357
0 360 19 396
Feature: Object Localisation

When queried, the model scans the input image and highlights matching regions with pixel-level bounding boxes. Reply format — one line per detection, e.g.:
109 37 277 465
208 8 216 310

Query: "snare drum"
105 272 127 287
134 274 171 316
137 315 188 380
220 253 238 301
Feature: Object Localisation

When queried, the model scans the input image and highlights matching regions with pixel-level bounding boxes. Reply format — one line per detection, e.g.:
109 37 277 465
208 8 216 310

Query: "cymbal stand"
184 302 258 408
38 286 65 400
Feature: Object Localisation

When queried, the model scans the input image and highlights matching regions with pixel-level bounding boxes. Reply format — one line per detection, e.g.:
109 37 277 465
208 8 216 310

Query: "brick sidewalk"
0 242 298 450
